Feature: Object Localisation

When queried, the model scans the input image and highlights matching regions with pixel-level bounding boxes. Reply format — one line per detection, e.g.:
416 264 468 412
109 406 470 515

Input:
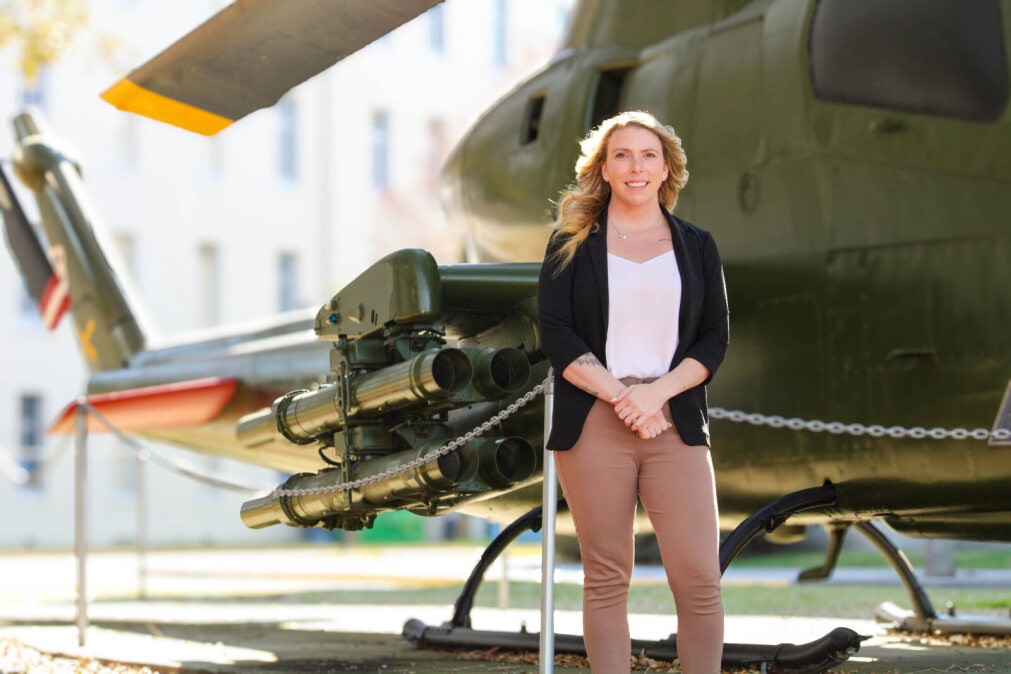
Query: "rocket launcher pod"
472 437 537 488
240 439 478 529
237 346 473 447
237 345 530 448
466 347 531 401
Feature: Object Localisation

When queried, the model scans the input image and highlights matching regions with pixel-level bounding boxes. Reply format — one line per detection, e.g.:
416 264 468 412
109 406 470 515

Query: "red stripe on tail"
48 377 239 434
40 273 70 330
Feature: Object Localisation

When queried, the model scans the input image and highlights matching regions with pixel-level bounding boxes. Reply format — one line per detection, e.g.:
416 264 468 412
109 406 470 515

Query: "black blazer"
537 208 729 450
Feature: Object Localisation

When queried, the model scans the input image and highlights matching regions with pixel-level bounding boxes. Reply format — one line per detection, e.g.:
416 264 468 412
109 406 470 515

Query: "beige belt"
619 376 659 386
616 376 674 428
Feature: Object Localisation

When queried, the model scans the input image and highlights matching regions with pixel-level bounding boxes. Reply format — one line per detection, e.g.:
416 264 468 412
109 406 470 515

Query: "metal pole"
136 446 148 599
74 399 89 647
539 370 556 674
498 546 510 609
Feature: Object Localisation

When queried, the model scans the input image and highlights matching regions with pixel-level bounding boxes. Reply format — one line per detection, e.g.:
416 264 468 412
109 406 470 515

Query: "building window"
203 135 224 178
371 111 390 191
113 231 137 276
18 285 42 330
117 115 139 167
426 118 447 187
112 231 139 300
19 394 43 489
198 456 223 501
556 5 571 39
492 0 507 68
278 98 298 180
112 438 138 494
278 252 299 311
428 4 445 53
21 69 48 110
196 242 221 327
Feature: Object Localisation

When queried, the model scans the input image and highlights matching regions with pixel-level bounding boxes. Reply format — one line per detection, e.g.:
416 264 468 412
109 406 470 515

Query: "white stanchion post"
539 370 556 674
74 399 89 647
137 445 148 599
498 547 510 608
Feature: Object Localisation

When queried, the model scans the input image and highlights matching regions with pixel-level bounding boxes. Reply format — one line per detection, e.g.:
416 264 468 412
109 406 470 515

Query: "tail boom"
9 110 146 370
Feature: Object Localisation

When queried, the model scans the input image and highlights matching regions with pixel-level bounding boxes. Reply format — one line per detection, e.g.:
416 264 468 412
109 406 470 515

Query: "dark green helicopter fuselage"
442 0 1011 539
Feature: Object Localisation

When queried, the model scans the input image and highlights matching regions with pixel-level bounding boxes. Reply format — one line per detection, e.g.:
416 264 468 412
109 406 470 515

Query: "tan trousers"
554 399 724 674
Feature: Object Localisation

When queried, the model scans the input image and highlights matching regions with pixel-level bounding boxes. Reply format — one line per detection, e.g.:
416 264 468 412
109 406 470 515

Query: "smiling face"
601 124 669 211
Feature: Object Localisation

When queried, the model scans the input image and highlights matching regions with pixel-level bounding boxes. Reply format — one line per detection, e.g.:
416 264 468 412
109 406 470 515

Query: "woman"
537 110 728 674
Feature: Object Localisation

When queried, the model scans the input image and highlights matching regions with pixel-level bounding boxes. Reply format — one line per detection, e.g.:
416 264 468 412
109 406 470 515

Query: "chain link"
72 375 1008 502
710 407 1011 443
276 381 1009 498
80 402 271 494
271 377 550 498
0 432 72 486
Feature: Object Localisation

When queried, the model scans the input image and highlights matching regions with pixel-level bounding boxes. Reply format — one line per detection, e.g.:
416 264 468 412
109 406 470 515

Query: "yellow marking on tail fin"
77 318 98 364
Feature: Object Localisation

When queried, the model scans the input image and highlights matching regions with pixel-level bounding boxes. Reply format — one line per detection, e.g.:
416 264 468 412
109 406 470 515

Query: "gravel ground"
0 637 168 674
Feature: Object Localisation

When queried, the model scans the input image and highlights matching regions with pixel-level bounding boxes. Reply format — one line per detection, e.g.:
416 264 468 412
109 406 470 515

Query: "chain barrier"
63 377 1007 501
274 377 1010 499
271 377 550 498
80 401 271 495
710 407 1011 443
0 433 72 486
0 447 29 485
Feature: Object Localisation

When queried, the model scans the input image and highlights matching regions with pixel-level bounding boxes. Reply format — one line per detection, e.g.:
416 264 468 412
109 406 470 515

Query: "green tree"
0 0 93 80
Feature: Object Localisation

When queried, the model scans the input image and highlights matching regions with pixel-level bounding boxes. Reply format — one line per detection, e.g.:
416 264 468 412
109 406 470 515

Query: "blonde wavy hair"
549 111 688 272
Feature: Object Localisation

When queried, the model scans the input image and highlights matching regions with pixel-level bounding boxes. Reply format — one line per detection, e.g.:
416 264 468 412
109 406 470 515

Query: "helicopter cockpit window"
588 68 631 132
522 95 546 145
809 0 1009 122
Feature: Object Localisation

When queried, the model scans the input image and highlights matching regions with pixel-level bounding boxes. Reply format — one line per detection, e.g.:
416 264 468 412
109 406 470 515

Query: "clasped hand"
612 383 672 440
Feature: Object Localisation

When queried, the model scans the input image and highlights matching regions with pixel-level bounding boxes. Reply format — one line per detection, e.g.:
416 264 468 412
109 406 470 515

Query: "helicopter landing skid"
404 486 867 673
403 618 863 672
794 518 1011 636
853 521 1011 637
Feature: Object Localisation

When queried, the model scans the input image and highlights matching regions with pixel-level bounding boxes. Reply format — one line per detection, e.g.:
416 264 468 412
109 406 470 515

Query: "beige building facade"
0 0 571 548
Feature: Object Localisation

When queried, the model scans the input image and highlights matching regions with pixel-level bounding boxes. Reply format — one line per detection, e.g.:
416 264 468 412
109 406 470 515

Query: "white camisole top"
605 250 681 379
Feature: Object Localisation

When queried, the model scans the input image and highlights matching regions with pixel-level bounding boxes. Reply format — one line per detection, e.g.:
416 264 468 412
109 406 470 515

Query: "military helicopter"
3 0 1011 671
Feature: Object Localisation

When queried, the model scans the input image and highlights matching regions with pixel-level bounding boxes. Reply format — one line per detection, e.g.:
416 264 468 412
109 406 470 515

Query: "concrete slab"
1 545 1009 672
3 607 1011 673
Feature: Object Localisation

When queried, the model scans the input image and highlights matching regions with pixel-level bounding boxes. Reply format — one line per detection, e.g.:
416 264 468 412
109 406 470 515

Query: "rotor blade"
0 161 69 329
101 0 444 135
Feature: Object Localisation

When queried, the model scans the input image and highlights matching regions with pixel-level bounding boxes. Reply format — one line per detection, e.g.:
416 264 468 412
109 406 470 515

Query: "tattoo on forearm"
582 386 599 396
574 354 603 367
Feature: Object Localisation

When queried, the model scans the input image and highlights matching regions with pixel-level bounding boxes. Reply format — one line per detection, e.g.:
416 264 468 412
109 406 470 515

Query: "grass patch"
730 547 1011 570
143 580 1009 621
477 582 1011 618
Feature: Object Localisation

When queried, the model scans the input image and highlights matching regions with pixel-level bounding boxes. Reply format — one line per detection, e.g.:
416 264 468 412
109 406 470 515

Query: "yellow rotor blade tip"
101 79 234 136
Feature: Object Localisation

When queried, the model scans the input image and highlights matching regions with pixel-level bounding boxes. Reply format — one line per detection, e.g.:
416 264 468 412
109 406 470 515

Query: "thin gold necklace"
611 215 664 240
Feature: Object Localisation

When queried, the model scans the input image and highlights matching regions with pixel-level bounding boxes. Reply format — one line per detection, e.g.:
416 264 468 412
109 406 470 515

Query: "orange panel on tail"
48 378 239 434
